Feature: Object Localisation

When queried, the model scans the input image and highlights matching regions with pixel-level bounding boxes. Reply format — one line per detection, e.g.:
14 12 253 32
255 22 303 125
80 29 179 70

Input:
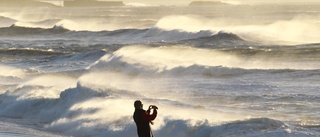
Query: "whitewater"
0 3 320 137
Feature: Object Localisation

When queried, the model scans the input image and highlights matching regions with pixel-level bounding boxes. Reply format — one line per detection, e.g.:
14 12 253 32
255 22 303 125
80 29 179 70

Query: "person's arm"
142 108 157 121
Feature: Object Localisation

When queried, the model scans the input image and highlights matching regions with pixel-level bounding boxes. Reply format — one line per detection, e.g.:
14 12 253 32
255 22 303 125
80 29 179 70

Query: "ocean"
0 4 319 137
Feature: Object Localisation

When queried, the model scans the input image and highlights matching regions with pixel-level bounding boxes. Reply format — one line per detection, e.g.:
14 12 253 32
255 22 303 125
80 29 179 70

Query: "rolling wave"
176 31 256 48
0 16 16 28
8 50 107 73
0 48 66 56
91 54 320 79
0 25 214 44
14 19 62 29
0 25 69 36
0 79 316 137
158 118 292 137
83 46 320 85
4 23 320 51
8 23 319 49
0 48 68 62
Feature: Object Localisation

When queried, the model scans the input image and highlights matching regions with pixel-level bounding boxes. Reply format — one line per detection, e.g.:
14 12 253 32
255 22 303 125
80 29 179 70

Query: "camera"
150 105 158 110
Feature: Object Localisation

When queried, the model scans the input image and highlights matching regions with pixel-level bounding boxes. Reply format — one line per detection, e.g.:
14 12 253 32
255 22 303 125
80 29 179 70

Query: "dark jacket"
133 108 157 137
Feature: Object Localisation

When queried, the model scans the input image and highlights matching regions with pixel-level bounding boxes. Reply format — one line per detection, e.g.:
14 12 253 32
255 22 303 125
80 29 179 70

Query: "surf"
0 4 320 137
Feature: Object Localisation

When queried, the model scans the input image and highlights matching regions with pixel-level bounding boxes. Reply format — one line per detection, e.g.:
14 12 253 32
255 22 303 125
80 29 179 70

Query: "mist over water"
1 4 320 44
0 3 319 137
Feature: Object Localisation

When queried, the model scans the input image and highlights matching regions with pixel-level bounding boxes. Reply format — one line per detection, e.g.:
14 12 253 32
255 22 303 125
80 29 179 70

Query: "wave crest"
157 118 291 137
0 25 69 36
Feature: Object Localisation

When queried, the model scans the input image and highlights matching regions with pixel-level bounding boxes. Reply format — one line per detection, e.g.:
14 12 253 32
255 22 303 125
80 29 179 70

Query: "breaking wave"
0 80 316 137
1 5 320 137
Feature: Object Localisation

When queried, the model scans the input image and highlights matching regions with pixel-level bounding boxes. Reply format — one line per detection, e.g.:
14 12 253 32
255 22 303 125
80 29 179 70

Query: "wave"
0 117 65 137
0 51 319 137
0 89 317 137
0 18 250 46
0 25 69 36
185 31 244 42
90 55 320 80
126 3 159 7
7 19 319 48
0 48 66 56
6 50 107 74
0 76 317 137
0 16 17 28
1 5 320 45
0 5 320 137
3 21 319 49
158 118 290 137
176 31 256 48
88 45 320 77
0 26 214 45
0 79 135 136
155 14 320 45
0 47 71 64
14 19 62 29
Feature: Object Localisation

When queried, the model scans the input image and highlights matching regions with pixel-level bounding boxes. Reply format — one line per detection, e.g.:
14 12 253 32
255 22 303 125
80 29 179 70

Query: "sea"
0 3 319 137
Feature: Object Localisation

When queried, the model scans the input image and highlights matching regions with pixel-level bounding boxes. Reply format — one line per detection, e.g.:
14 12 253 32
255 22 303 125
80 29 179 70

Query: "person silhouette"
133 100 158 137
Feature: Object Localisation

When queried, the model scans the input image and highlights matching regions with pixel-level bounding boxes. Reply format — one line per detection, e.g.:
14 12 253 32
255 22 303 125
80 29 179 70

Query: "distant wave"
0 26 214 44
190 31 244 41
0 16 16 21
91 55 320 79
0 25 69 36
0 48 69 63
0 23 254 47
8 50 107 73
1 24 320 50
0 16 17 28
176 31 256 48
126 3 158 7
0 23 254 46
13 19 62 29
0 48 66 56
87 45 320 80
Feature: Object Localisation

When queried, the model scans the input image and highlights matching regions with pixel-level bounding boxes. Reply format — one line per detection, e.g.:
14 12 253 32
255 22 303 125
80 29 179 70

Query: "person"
133 100 158 137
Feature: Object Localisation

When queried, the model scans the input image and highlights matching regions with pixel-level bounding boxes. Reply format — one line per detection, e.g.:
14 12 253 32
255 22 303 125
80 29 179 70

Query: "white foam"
156 15 320 45
0 117 66 137
0 5 319 137
94 45 320 72
111 45 242 70
15 74 77 99
0 65 27 78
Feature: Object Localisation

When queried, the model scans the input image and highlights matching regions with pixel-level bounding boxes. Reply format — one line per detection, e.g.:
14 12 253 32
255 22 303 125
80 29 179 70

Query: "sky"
112 0 320 5
36 0 320 6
